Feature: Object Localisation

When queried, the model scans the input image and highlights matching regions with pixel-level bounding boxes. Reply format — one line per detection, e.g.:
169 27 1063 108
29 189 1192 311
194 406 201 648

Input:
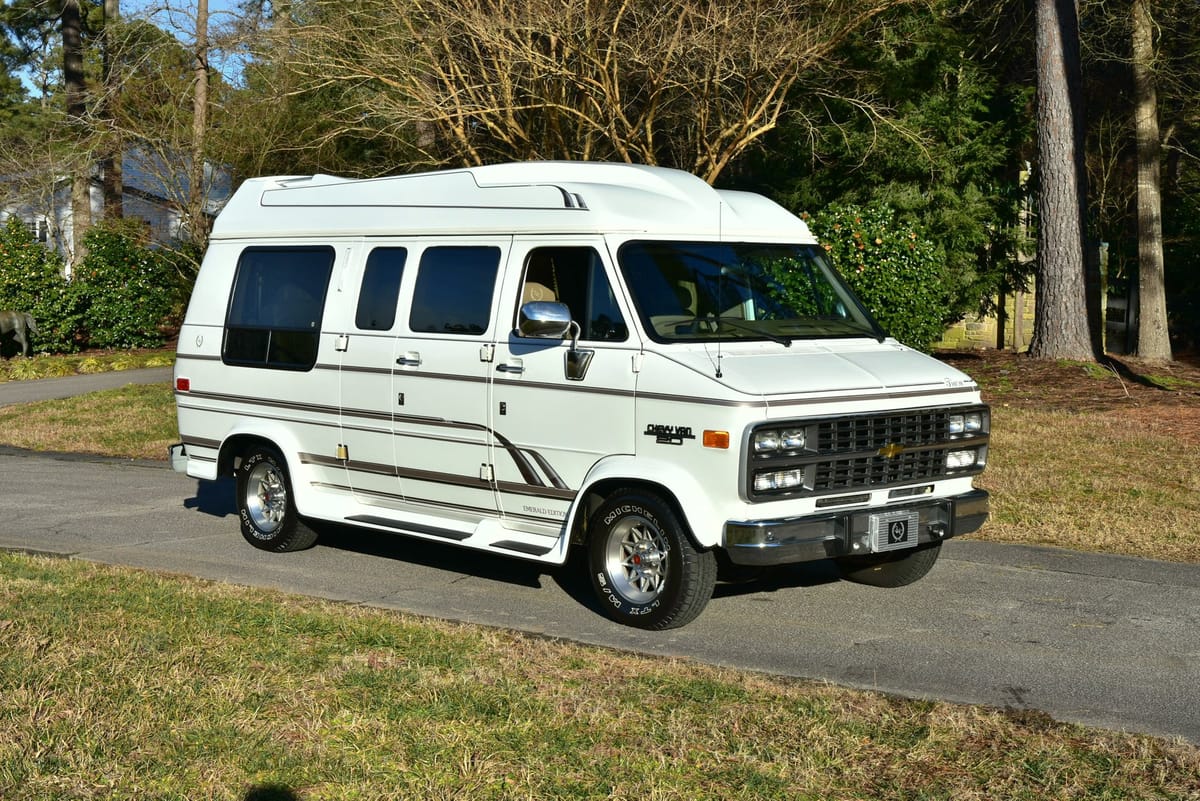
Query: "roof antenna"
716 204 724 380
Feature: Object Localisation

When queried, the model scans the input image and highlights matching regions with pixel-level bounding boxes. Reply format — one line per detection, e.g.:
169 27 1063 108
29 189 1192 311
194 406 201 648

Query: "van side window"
223 246 334 371
518 247 628 342
409 246 500 335
355 247 407 331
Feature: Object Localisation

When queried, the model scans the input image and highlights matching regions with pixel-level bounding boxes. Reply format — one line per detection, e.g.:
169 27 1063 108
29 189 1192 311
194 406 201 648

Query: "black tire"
235 445 318 552
587 489 716 630
835 541 941 588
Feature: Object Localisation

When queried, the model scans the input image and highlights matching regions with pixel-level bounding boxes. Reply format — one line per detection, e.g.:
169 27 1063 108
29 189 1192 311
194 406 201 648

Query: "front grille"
811 448 948 493
817 411 948 453
748 406 988 501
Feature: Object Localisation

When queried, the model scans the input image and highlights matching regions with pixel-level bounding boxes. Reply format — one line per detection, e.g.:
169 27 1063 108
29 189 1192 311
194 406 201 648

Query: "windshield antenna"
716 231 723 378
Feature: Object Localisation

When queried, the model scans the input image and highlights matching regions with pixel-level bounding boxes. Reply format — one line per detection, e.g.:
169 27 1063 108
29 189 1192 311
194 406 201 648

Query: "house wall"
935 289 1036 352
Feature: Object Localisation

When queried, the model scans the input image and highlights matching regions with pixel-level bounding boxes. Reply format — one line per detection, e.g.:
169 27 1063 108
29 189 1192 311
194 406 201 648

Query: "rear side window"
409 246 500 335
223 246 335 371
355 247 407 331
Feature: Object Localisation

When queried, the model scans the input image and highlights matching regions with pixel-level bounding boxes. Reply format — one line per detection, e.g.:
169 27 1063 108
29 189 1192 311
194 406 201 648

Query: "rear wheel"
236 445 318 552
587 489 716 629
835 541 941 587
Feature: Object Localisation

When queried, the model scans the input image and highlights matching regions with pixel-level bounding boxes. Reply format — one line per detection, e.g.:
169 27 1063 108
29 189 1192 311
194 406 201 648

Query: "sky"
125 0 251 84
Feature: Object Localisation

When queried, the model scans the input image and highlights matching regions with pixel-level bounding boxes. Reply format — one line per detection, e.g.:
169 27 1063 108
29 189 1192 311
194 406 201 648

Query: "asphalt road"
1 445 1197 744
0 367 172 406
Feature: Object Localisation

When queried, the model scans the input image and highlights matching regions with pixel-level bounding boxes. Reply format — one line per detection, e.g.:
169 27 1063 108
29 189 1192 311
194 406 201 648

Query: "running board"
345 515 471 541
490 539 554 557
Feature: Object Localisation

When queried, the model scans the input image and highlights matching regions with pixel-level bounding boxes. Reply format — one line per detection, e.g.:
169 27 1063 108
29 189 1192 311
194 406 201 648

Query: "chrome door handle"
496 363 525 374
396 352 422 367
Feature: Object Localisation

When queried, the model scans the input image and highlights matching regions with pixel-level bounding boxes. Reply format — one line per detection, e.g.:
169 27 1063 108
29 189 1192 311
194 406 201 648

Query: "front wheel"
236 445 318 552
587 490 716 630
835 541 941 588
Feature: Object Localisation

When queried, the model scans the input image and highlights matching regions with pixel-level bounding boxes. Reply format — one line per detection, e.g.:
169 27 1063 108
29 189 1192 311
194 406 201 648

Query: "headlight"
753 427 806 453
753 431 781 453
949 411 985 435
754 468 804 492
781 428 806 449
946 449 978 469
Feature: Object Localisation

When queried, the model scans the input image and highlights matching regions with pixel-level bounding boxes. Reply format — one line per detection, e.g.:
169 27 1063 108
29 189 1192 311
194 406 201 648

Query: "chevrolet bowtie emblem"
878 443 905 459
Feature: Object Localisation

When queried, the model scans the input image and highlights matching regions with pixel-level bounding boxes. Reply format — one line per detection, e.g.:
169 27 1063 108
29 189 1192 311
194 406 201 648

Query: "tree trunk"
101 0 124 220
1029 0 1095 361
63 0 91 263
189 0 210 244
1132 0 1173 361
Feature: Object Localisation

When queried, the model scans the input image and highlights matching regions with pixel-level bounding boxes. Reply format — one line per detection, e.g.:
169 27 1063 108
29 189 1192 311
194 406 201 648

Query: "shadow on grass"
244 785 299 801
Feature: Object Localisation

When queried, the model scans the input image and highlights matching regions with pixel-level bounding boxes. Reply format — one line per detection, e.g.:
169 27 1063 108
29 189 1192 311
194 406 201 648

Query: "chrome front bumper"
722 489 989 566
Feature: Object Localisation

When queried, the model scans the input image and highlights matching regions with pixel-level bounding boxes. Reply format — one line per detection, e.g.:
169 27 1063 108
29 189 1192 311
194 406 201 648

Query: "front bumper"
722 489 989 566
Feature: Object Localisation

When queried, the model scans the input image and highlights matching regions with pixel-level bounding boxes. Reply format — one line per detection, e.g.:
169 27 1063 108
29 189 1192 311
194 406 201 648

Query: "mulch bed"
939 349 1200 445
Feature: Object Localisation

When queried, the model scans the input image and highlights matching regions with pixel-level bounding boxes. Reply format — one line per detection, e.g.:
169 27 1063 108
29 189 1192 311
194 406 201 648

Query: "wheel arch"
216 422 306 481
566 455 723 553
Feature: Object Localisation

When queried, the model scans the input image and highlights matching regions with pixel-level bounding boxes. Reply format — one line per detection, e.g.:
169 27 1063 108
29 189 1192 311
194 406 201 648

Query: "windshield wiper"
717 317 792 347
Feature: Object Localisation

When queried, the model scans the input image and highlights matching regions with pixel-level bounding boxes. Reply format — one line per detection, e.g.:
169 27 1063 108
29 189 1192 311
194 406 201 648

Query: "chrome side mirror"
518 301 572 339
517 301 594 381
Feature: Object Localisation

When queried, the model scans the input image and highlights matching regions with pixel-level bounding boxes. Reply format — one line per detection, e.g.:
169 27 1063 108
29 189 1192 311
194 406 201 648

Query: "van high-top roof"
210 161 814 243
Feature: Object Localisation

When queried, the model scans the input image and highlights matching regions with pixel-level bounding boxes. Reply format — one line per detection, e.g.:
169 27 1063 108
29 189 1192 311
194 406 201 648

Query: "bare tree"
188 0 209 243
271 0 913 183
1030 0 1096 360
1131 0 1171 361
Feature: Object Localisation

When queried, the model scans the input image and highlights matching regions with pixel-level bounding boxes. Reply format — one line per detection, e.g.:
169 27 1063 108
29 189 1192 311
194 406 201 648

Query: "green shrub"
0 217 82 353
74 221 186 349
806 203 952 352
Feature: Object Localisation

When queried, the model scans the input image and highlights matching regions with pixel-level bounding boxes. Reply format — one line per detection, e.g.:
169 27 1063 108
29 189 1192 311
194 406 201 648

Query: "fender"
216 419 321 514
568 453 725 549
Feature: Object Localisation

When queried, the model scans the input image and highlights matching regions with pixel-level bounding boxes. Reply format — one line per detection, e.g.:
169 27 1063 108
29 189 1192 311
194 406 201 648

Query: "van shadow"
710 560 842 599
309 520 547 590
312 522 845 618
183 477 238 518
548 548 844 619
184 478 844 618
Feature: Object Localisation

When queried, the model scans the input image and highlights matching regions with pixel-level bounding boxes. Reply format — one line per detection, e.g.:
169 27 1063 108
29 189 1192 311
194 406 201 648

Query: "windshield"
617 241 883 344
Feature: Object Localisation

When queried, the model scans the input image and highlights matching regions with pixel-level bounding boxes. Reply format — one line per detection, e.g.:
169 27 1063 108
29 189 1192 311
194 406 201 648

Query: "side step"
489 539 554 557
345 515 471 541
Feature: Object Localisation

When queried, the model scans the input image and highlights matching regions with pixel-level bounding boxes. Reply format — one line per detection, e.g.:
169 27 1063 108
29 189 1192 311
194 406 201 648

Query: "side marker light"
703 430 730 449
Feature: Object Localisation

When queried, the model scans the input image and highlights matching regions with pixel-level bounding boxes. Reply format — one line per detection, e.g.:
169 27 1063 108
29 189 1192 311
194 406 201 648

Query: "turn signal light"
703 430 729 449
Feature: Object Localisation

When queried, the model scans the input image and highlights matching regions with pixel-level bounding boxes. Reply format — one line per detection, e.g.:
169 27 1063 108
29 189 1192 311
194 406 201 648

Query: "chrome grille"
817 411 948 453
748 406 988 501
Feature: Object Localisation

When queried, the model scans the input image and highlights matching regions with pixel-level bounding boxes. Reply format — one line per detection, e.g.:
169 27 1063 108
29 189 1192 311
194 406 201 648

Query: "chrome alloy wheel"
244 459 288 535
603 514 670 603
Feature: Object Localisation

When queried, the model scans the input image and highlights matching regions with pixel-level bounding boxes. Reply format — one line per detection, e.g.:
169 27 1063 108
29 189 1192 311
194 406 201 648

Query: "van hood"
664 342 977 398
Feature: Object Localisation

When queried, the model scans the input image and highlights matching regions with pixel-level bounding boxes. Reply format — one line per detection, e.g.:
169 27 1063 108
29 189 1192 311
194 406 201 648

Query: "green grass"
2 552 1197 800
1144 372 1200 391
0 382 177 460
977 405 1200 562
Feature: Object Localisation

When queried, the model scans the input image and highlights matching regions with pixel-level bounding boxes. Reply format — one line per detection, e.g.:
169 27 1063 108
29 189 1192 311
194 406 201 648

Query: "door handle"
396 352 422 367
496 362 525 375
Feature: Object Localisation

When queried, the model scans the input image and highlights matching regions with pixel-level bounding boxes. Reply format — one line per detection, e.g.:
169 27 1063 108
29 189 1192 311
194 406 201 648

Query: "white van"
170 162 989 629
